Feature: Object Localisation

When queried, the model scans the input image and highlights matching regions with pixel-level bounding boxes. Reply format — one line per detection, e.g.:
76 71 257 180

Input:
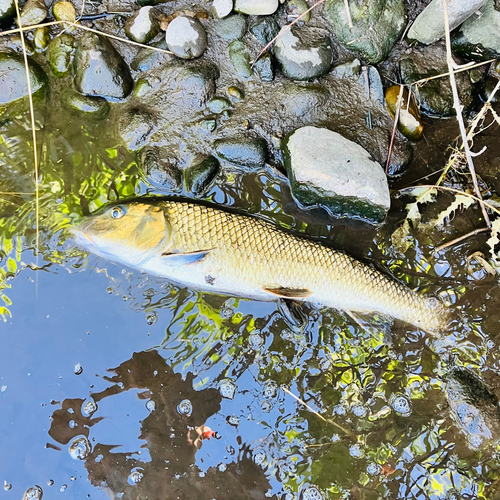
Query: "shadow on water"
2 106 500 499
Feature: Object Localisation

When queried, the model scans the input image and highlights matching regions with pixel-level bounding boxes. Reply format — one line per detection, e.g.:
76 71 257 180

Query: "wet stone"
254 52 274 81
185 155 220 195
125 6 160 44
249 16 279 45
208 96 231 114
22 486 43 500
165 16 207 59
227 85 243 100
452 0 500 61
62 90 110 120
408 0 488 45
325 0 406 64
480 76 500 103
0 0 15 26
215 13 246 42
332 58 361 78
400 43 473 116
119 108 156 150
16 0 47 27
385 85 424 141
286 0 311 23
282 126 390 223
212 0 233 19
47 33 74 78
131 38 171 72
229 40 252 78
274 26 335 81
139 147 182 190
74 32 133 99
234 0 278 15
214 135 267 168
33 26 50 52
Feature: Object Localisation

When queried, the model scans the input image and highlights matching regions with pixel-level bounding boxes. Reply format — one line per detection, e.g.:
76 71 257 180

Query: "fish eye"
111 205 126 219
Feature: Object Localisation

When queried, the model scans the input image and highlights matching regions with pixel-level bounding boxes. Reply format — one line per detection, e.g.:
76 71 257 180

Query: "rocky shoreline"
0 0 499 223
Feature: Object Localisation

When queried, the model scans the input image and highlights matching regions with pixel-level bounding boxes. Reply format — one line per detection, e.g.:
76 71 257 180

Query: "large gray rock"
408 0 488 45
282 126 390 222
74 32 133 99
274 26 335 81
452 0 500 60
325 0 406 64
16 0 47 26
165 16 208 59
234 0 278 15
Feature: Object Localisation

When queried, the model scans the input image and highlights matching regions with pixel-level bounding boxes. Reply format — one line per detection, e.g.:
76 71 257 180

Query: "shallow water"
2 110 500 500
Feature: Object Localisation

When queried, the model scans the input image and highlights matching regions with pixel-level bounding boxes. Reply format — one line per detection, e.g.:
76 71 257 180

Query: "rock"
325 0 406 64
53 1 76 32
214 135 267 168
452 0 500 60
400 43 473 116
332 59 361 79
185 156 220 195
62 90 110 120
229 40 253 78
131 38 172 71
118 107 156 151
385 86 424 141
0 52 47 117
74 32 133 99
47 33 74 77
281 126 390 222
479 76 500 103
33 26 50 52
139 147 182 190
16 0 47 26
165 16 207 59
208 96 231 113
212 0 233 18
227 85 243 100
234 0 278 15
0 0 15 26
286 0 311 23
254 52 274 81
274 26 335 81
215 14 246 42
249 16 279 45
408 0 488 45
125 6 160 44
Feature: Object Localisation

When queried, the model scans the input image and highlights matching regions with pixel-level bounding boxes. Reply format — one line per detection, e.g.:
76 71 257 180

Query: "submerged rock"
254 52 274 81
452 0 500 60
0 0 15 26
212 0 233 19
249 16 279 45
286 0 311 23
74 32 133 99
125 6 160 44
400 43 473 116
215 14 246 42
62 89 110 120
214 135 267 168
139 146 182 190
0 52 47 118
385 86 424 141
229 40 253 78
325 0 406 64
118 107 156 151
185 156 220 195
234 0 278 15
47 33 74 78
408 0 488 45
33 26 50 52
282 126 390 222
274 26 335 81
16 0 47 26
165 16 207 59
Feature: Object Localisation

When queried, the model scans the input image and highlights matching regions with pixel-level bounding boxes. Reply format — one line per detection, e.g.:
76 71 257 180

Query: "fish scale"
159 201 446 332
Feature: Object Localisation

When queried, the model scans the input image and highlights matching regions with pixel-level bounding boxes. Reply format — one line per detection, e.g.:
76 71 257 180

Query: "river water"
1 106 500 500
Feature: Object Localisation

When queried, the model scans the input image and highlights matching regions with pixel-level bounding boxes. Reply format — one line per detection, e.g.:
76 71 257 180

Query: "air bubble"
69 420 77 429
220 303 235 319
349 444 363 458
146 312 158 325
22 486 43 500
262 381 278 399
219 379 237 399
60 484 67 492
74 364 83 375
248 333 264 349
1 385 6 392
333 404 347 416
301 485 324 500
177 399 193 416
366 463 381 476
83 399 97 416
69 436 91 460
261 400 273 412
253 450 266 466
227 415 239 426
128 469 144 485
218 463 227 472
146 400 156 412
47 480 54 486
351 404 367 417
4 481 12 491
390 394 412 417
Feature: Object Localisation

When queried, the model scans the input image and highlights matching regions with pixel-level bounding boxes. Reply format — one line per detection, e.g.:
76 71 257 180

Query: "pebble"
385 85 424 141
47 33 75 78
62 89 110 120
229 40 253 78
215 14 246 41
166 16 208 59
16 0 47 26
249 16 279 45
214 135 267 168
125 6 160 44
213 0 233 18
286 0 311 22
234 0 278 15
274 26 335 81
185 156 220 195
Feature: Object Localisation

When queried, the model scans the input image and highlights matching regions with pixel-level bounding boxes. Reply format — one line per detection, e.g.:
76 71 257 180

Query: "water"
2 106 500 500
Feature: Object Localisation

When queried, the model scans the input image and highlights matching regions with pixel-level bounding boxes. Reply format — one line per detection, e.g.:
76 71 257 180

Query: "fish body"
72 199 447 332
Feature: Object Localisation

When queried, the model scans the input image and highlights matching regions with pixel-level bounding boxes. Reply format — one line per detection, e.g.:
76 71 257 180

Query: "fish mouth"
70 223 96 250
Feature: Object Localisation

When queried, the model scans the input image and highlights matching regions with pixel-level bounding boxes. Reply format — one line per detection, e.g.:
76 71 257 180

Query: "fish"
71 198 448 333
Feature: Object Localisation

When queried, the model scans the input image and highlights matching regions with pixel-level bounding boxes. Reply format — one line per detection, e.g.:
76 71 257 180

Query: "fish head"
72 201 172 266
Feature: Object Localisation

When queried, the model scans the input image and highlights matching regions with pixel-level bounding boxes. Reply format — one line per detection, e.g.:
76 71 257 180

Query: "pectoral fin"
263 286 312 299
161 250 211 265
